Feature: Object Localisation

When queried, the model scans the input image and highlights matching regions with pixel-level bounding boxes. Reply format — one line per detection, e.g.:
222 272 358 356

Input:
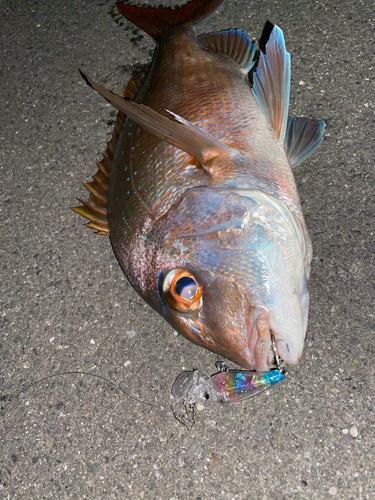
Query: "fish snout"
273 334 302 365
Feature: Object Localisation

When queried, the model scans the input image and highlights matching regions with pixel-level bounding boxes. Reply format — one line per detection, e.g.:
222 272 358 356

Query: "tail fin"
117 0 224 40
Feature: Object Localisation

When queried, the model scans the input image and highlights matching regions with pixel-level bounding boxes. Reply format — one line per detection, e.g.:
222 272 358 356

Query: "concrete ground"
1 0 374 498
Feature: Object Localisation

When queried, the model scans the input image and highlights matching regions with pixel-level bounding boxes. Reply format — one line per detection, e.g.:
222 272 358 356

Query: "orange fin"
80 71 239 170
117 0 224 40
198 29 256 73
72 65 149 235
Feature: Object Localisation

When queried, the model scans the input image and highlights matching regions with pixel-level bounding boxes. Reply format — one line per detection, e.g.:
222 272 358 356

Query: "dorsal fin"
198 29 256 72
284 117 325 167
252 24 290 142
117 0 224 41
72 65 149 235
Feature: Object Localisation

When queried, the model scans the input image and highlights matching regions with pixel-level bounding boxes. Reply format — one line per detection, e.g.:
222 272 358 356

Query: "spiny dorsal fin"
72 65 149 235
71 117 120 236
80 71 239 170
285 117 325 167
252 24 290 142
198 29 256 73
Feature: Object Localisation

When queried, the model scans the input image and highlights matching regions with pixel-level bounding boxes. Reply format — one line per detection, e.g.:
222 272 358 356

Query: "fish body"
74 0 325 371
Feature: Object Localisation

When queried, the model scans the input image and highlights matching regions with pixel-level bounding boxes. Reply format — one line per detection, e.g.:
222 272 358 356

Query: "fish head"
144 187 310 371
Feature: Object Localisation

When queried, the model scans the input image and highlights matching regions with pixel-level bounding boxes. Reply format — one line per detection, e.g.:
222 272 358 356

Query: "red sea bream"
73 0 325 371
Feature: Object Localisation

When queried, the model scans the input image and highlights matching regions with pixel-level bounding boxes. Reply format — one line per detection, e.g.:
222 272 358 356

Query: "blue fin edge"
252 25 290 142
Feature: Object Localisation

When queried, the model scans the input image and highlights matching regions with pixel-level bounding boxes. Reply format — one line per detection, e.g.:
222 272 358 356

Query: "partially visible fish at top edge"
72 0 325 371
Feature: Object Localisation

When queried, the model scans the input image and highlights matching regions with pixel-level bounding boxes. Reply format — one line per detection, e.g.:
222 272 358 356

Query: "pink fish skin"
74 0 324 370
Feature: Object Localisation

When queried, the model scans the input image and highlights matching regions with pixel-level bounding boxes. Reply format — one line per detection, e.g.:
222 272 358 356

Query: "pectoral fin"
80 71 238 169
285 117 325 167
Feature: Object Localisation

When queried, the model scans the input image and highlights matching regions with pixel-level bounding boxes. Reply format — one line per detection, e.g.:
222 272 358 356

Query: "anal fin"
252 24 290 143
198 29 256 72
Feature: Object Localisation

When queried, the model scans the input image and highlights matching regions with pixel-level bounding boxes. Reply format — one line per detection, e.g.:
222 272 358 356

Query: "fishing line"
0 370 159 416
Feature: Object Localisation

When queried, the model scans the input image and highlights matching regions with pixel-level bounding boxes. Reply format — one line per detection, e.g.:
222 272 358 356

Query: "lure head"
131 187 310 371
171 369 201 403
171 369 218 405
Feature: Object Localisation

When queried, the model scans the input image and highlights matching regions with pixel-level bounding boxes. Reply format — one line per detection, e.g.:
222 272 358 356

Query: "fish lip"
269 331 288 368
271 330 299 367
246 305 289 371
246 308 272 371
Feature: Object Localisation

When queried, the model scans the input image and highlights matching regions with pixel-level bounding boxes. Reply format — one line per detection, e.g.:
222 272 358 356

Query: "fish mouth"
247 310 289 371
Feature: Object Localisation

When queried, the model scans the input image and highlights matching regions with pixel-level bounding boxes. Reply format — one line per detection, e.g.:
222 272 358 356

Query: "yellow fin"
72 65 149 235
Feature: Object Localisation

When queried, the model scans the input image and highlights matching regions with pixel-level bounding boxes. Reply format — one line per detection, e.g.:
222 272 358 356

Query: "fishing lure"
172 366 286 406
172 336 286 413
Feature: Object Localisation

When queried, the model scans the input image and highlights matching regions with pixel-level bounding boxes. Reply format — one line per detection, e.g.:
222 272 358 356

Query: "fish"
171 368 286 405
73 0 325 371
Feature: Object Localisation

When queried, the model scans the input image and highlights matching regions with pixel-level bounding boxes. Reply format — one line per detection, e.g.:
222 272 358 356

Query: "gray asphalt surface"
1 0 374 498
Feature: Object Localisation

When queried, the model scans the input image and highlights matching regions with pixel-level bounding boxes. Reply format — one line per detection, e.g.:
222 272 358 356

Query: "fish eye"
175 276 197 299
162 269 202 312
